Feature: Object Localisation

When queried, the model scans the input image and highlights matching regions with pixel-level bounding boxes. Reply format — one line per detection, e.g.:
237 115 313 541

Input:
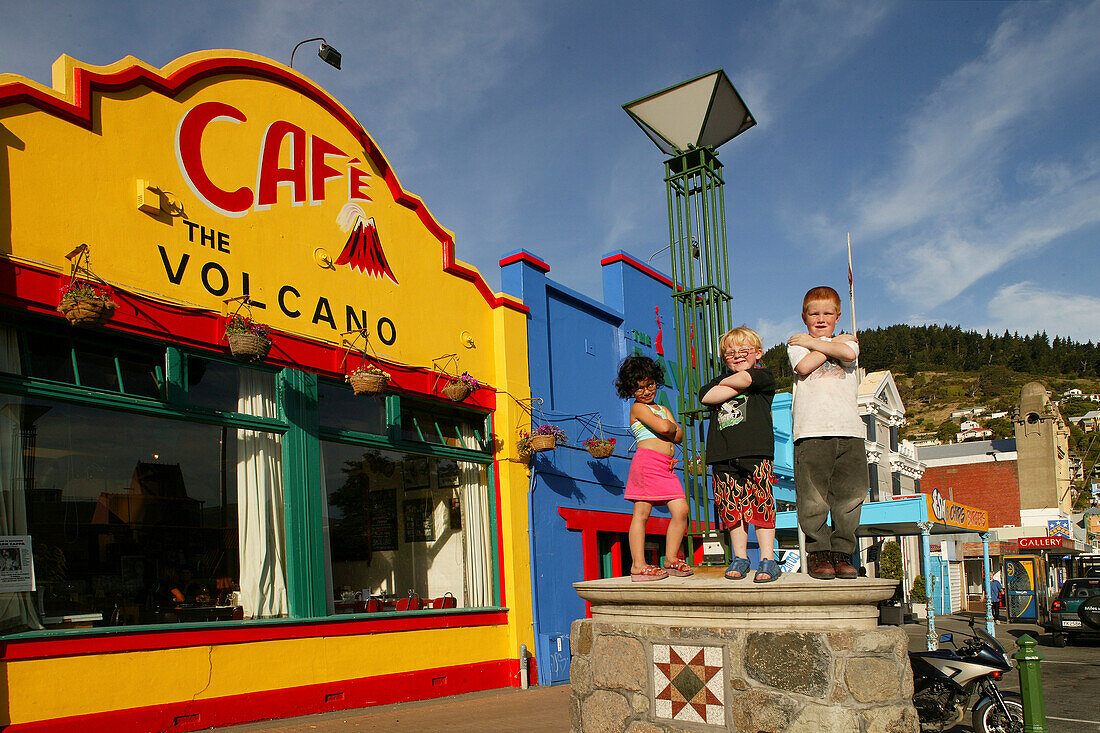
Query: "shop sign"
927 489 988 532
0 52 524 361
1047 519 1071 539
1017 536 1069 549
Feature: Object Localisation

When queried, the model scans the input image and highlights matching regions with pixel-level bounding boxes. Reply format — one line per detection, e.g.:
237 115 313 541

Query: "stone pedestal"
569 570 918 733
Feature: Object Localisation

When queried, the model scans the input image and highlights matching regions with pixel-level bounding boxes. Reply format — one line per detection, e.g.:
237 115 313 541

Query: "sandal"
753 558 782 584
630 565 669 582
664 558 694 577
724 556 751 580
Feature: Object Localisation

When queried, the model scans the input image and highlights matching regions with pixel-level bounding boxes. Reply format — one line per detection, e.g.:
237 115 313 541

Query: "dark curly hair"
615 355 665 398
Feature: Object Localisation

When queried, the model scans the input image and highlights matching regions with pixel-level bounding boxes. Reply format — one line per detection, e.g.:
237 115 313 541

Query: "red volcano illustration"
334 204 398 284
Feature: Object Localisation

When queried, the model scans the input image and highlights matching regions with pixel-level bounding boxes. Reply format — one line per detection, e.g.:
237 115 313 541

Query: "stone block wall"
570 619 918 733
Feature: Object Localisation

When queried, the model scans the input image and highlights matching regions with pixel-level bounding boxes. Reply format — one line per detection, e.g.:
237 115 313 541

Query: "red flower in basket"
58 281 118 327
224 314 272 361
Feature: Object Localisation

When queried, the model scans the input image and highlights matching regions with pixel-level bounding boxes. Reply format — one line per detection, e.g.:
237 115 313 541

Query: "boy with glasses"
699 327 779 582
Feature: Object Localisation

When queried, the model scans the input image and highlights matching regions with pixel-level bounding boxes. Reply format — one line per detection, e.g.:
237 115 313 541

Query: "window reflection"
318 381 385 435
322 442 493 614
0 395 283 631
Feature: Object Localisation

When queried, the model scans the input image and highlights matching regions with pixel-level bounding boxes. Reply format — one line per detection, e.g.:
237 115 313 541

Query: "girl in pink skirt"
615 356 693 581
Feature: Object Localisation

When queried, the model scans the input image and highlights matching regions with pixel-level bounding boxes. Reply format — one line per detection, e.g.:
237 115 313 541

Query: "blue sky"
2 0 1098 348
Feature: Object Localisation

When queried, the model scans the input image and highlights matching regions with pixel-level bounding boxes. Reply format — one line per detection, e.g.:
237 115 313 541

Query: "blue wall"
501 250 794 685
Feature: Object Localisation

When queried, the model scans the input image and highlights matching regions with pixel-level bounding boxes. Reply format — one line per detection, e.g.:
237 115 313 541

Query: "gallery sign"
1017 536 1070 550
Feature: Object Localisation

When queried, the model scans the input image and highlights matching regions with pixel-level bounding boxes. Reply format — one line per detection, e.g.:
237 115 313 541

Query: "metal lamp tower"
623 70 756 561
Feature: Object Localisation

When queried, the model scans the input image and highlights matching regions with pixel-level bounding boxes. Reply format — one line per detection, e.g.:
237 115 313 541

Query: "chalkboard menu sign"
369 489 398 551
403 496 435 542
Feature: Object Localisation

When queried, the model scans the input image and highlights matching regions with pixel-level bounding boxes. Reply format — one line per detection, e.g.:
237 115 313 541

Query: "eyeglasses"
634 382 658 394
723 348 756 358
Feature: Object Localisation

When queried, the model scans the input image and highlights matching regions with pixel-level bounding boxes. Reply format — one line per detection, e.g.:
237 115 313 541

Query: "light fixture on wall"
290 37 342 70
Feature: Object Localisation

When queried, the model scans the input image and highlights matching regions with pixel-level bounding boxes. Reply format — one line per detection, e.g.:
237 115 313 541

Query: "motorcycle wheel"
972 691 1024 733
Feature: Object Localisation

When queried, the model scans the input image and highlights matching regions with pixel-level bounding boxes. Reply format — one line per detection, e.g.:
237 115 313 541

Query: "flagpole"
849 231 858 336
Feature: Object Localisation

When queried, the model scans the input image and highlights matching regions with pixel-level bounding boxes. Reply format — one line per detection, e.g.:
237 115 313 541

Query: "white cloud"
852 2 1100 309
754 316 807 352
986 283 1100 343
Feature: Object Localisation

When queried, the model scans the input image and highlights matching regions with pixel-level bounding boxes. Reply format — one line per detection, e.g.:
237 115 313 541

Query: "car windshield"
1059 579 1100 598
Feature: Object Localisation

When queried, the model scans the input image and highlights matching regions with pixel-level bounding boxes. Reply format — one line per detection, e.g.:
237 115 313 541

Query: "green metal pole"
1013 634 1048 733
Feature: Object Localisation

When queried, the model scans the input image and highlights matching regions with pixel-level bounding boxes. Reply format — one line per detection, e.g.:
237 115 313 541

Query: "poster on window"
368 489 398 552
402 456 430 490
437 458 460 488
403 496 435 542
0 536 35 593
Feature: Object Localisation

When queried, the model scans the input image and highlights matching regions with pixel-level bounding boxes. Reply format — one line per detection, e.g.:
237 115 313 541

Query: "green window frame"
0 313 503 637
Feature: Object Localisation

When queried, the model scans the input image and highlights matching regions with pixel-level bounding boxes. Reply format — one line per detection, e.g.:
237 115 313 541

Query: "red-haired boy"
787 287 865 580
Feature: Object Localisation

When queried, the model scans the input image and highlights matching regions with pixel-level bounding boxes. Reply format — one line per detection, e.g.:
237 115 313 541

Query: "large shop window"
321 404 495 614
0 327 287 633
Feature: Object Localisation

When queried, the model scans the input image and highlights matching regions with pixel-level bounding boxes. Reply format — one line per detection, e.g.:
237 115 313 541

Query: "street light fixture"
290 37 342 70
622 70 756 563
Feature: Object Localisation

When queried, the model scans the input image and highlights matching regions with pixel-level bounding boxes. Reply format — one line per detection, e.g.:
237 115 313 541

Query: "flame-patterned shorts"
712 457 775 529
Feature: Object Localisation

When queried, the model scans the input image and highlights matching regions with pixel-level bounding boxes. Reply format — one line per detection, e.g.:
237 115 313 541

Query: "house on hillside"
1069 410 1100 432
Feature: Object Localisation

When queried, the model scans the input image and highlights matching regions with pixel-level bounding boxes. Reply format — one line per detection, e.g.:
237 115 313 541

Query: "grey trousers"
794 436 867 555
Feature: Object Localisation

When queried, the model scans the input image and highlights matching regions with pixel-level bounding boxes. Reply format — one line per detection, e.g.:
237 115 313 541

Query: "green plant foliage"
879 541 903 581
910 574 928 603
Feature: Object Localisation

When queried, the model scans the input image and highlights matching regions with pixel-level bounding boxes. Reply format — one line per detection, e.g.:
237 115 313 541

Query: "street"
920 616 1100 733
211 616 1098 733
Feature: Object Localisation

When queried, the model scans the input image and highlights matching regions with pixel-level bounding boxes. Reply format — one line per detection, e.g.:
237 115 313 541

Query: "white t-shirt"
787 337 864 441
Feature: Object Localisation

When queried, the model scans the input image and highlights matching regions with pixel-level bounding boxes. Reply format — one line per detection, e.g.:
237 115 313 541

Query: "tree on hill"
937 420 959 443
1060 398 1097 419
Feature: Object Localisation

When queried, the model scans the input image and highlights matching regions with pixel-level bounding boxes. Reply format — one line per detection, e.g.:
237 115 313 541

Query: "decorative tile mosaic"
653 643 725 726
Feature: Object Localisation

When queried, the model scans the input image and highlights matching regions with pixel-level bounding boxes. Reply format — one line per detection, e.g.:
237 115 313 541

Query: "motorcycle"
909 616 1024 733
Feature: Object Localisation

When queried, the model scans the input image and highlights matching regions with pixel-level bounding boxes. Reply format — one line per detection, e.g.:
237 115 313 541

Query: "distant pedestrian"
990 577 1003 621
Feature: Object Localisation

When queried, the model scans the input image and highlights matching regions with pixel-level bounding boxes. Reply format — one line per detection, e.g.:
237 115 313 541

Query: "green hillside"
760 324 1100 509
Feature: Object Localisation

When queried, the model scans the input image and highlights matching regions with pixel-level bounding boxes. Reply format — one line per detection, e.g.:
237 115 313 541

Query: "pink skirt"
625 448 684 502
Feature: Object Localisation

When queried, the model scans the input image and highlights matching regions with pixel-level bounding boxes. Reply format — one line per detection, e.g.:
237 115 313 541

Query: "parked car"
1049 576 1100 647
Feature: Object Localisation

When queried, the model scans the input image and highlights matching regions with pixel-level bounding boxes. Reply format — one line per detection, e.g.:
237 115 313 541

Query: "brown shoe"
832 553 858 579
807 552 835 580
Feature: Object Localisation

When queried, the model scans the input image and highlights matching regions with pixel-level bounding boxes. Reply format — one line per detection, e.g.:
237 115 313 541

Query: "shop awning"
776 492 990 538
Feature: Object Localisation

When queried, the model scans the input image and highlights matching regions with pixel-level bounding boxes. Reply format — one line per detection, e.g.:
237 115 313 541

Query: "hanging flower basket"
442 372 480 402
518 425 567 454
347 365 390 396
58 283 117 327
684 455 706 476
225 315 272 362
583 437 616 459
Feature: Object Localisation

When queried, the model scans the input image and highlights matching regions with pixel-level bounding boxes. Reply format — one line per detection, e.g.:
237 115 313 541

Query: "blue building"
500 250 794 685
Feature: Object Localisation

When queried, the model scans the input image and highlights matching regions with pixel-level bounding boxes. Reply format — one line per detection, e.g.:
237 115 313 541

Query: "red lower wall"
1 658 521 733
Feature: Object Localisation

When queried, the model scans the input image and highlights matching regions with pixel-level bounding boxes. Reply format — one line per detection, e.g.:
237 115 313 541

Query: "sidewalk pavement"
211 684 573 732
210 613 1041 733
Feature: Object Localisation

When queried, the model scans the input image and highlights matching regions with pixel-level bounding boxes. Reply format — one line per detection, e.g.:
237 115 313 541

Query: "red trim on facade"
558 506 671 534
498 252 550 273
0 260 499 408
1 659 520 733
0 611 509 663
599 253 674 289
0 55 526 316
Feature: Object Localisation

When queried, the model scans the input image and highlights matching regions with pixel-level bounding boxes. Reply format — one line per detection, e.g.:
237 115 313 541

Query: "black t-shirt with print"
698 367 776 462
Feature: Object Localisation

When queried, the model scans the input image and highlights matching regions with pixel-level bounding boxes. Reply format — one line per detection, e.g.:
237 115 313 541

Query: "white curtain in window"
236 370 287 618
0 327 42 630
459 426 492 607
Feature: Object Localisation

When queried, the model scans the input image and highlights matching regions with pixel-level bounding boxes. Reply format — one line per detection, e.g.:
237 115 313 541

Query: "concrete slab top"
574 570 899 631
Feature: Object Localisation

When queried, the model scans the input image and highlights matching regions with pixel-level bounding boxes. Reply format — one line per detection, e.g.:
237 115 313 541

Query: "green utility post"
1013 634 1047 733
623 71 756 564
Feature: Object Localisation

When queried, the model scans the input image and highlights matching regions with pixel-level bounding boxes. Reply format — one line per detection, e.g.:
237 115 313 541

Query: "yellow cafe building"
0 50 535 731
